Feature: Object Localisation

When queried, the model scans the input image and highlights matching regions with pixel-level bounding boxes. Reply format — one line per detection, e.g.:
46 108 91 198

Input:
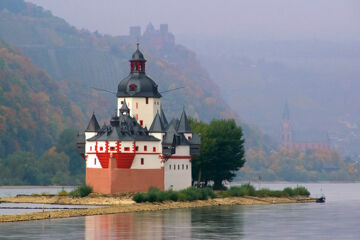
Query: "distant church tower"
281 101 292 148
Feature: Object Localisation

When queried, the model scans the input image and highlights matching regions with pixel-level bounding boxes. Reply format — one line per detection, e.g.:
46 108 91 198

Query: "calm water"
0 186 75 198
0 183 359 239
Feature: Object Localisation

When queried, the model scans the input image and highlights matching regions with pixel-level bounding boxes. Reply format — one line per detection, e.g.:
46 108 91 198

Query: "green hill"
0 39 82 157
0 0 235 123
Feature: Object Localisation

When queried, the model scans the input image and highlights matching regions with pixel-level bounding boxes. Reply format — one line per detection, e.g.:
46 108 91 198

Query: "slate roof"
117 47 161 98
88 110 159 142
283 101 290 120
160 107 168 127
85 113 100 132
132 44 145 61
149 113 165 132
120 99 130 114
162 121 190 146
177 110 192 133
190 133 201 145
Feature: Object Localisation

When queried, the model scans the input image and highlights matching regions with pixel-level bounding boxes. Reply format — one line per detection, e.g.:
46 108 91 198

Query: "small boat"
316 195 326 203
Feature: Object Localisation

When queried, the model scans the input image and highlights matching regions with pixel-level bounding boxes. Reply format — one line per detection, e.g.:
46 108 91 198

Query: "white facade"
117 97 161 129
164 158 192 191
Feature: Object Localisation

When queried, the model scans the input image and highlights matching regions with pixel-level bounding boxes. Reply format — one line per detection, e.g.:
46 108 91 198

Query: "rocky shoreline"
0 195 316 223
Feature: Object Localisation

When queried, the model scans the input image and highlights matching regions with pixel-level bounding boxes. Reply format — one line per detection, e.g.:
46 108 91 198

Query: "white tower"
116 44 161 128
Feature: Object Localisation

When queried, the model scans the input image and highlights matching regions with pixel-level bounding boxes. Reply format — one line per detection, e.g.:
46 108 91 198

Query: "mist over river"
0 183 359 239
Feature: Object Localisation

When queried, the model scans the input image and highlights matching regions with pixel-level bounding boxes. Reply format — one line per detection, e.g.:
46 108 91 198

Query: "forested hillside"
1 0 354 184
0 0 235 123
0 39 82 157
0 39 85 185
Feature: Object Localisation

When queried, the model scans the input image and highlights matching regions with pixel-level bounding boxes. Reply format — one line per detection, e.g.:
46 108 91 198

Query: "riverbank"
0 194 134 205
0 196 316 222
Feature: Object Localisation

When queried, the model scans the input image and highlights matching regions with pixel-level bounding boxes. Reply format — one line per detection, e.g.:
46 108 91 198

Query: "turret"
85 113 100 140
177 109 192 140
116 44 161 128
130 43 146 73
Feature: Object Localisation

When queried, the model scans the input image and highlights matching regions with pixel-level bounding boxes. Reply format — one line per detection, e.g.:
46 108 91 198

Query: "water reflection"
85 209 193 240
84 206 244 240
191 206 244 239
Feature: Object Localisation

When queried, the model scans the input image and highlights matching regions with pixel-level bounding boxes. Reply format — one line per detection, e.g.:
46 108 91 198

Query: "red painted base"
86 167 164 194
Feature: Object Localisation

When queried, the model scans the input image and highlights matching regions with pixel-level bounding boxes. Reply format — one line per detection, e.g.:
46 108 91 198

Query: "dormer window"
129 84 137 91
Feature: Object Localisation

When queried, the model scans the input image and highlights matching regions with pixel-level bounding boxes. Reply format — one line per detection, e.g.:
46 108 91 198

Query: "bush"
225 184 310 198
69 185 93 198
69 189 80 197
132 187 216 203
133 193 146 203
229 184 256 197
58 190 68 196
255 188 271 197
168 190 179 201
269 190 284 197
283 187 294 197
293 186 310 196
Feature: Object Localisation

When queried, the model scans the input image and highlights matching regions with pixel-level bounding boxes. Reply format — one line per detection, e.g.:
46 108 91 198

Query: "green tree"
191 119 246 189
56 128 85 176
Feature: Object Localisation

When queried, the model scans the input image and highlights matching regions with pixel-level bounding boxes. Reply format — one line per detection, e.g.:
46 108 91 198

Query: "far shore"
0 195 316 223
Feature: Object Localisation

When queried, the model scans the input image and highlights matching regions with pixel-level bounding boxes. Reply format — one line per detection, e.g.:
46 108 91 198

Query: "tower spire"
130 44 146 73
281 101 292 148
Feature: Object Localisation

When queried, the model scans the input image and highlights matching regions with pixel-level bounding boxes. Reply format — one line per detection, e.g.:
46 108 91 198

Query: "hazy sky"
28 0 360 41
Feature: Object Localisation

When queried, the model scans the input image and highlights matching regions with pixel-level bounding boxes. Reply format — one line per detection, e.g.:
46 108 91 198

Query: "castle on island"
77 45 200 194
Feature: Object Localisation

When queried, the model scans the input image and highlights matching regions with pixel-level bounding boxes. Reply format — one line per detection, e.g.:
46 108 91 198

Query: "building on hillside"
77 45 200 194
280 102 331 151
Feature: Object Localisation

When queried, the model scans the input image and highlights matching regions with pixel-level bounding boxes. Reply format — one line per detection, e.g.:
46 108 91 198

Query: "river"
0 183 359 239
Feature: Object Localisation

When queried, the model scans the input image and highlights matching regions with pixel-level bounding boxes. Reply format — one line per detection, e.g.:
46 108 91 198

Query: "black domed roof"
117 72 161 98
131 43 145 61
132 48 145 61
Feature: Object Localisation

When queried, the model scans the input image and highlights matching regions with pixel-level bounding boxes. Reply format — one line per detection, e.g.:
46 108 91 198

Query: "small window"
182 164 184 170
169 165 171 170
186 165 188 170
100 147 103 151
174 164 176 170
178 165 180 170
153 147 156 152
136 102 138 109
144 145 147 151
110 147 115 151
90 146 92 151
146 97 149 104
124 147 130 151
188 136 191 140
141 158 144 165
140 120 143 126
136 146 139 151
121 101 124 104
136 114 138 120
94 159 96 165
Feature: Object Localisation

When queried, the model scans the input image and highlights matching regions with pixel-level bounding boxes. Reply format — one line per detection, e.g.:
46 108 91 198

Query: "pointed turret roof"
131 43 145 61
149 113 165 132
120 99 130 115
85 113 100 132
160 107 168 127
177 109 192 133
283 101 290 120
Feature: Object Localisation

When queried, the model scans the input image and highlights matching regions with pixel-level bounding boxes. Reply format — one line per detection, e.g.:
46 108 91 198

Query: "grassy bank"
0 196 316 223
132 184 310 203
0 184 315 223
